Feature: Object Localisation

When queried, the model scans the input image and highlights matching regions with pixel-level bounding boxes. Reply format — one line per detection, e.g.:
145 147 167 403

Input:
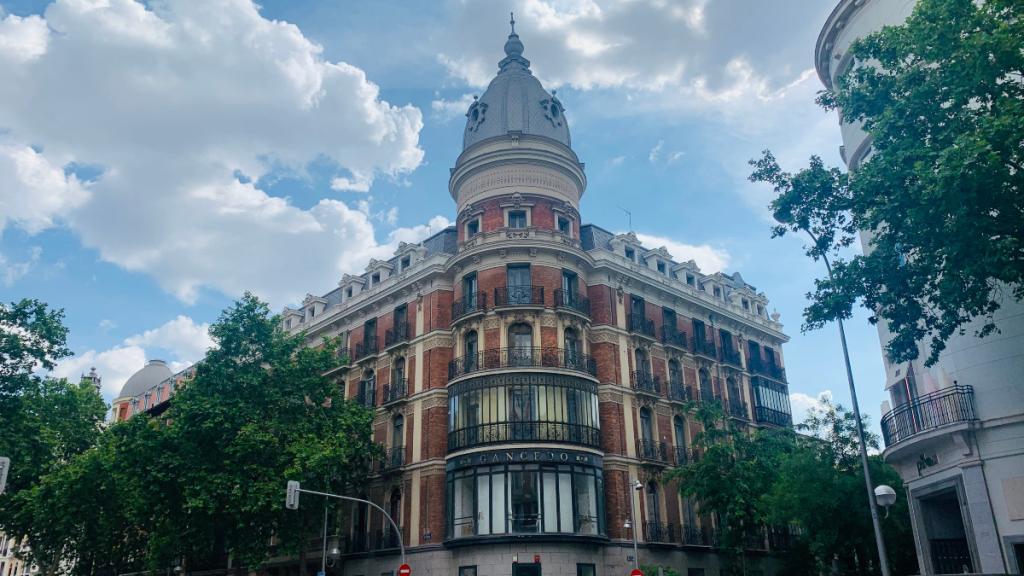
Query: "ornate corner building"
817 2 1024 574
269 22 793 576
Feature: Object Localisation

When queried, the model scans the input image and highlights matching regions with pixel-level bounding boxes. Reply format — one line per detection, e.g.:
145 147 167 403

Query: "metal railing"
447 347 597 379
660 327 688 349
721 346 743 368
383 379 407 404
727 399 749 420
637 439 669 464
384 322 409 347
554 289 590 316
631 370 661 395
336 347 351 366
494 285 545 307
754 406 792 427
379 445 404 472
674 446 690 466
627 314 656 338
355 384 376 408
682 526 716 547
644 522 677 544
448 421 601 451
668 382 690 403
880 385 976 447
693 338 717 358
750 359 786 381
452 292 487 320
373 529 402 551
353 339 378 361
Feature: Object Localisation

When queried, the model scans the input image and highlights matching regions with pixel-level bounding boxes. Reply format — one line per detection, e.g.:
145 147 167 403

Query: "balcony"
644 522 677 544
379 445 404 472
627 315 656 339
353 339 378 361
631 370 661 396
337 347 351 365
372 529 402 551
554 289 590 317
668 379 689 403
355 384 376 408
494 285 545 307
754 406 792 427
693 338 717 359
721 347 743 368
750 359 786 381
448 421 601 451
660 327 688 349
452 292 487 321
726 399 749 420
637 439 669 464
673 445 690 466
880 385 977 447
682 526 716 547
448 347 597 380
384 322 409 348
383 379 407 404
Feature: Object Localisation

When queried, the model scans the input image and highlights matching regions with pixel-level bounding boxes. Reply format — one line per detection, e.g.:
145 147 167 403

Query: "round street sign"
630 569 643 576
398 564 411 576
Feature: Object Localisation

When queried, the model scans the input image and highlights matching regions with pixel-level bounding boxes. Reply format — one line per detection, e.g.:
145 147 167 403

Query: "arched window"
393 356 406 384
360 369 376 407
674 415 686 449
508 323 533 366
635 348 649 376
668 359 681 386
699 367 713 401
646 481 660 524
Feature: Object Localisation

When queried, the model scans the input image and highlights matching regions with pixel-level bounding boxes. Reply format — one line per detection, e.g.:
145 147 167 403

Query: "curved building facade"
817 2 1024 573
278 21 793 576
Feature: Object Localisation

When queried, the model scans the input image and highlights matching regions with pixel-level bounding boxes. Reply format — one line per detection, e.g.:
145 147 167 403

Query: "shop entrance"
920 489 974 574
512 563 541 576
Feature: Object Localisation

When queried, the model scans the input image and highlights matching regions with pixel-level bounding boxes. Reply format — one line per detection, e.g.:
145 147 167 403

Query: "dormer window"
625 247 635 261
346 287 353 298
400 256 411 270
656 261 666 274
508 210 527 229
371 272 381 285
713 286 722 298
557 216 571 236
466 218 480 237
686 274 696 286
742 299 750 311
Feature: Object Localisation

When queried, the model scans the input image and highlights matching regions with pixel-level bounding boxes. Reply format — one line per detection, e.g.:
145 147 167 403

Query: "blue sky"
0 0 889 437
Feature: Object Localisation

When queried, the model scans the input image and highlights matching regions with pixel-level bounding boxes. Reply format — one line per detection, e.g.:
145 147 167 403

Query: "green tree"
668 401 793 575
765 398 917 575
750 0 1024 366
0 300 107 546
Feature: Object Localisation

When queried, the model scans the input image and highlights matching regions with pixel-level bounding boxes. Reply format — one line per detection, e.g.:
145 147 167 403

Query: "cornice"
815 0 869 89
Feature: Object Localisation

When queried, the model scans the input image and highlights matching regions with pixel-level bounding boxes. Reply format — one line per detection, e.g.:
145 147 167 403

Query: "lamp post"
626 480 642 570
782 222 891 576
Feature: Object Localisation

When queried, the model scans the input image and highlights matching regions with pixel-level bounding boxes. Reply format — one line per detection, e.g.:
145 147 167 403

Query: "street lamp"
875 485 897 518
627 480 643 569
777 215 891 576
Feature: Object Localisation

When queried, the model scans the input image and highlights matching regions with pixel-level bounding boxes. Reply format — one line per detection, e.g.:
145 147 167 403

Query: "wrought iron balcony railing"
727 399 749 420
721 347 743 368
644 522 677 544
693 338 717 358
383 379 407 404
384 322 409 347
631 370 661 395
750 359 786 381
452 292 487 320
353 339 378 361
674 445 690 466
637 439 669 464
554 289 590 316
668 382 690 403
494 285 545 307
448 421 601 451
754 406 792 427
682 526 716 547
379 445 404 472
627 314 656 338
880 385 976 447
448 347 598 380
660 326 688 349
355 384 376 408
336 347 351 366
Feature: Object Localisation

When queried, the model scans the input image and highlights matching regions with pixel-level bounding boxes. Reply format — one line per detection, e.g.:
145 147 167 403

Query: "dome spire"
501 12 529 70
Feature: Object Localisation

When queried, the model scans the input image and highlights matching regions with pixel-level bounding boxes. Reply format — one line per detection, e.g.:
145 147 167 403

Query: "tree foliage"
750 0 1024 365
13 293 378 574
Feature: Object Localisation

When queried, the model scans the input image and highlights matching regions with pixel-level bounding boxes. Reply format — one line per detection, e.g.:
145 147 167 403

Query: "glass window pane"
492 472 506 534
454 476 474 537
543 472 558 532
559 472 573 532
477 474 491 535
575 473 597 534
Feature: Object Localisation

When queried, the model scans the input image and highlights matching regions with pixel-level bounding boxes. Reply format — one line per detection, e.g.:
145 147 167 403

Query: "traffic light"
286 480 300 510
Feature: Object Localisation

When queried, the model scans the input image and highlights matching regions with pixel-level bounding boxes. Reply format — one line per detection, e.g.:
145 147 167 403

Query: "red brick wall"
421 405 448 460
603 469 630 540
423 346 451 391
599 400 625 455
591 341 619 384
541 326 557 349
421 473 445 542
588 284 615 326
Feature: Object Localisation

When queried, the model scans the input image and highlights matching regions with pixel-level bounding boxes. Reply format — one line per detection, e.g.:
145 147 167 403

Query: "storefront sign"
447 448 601 471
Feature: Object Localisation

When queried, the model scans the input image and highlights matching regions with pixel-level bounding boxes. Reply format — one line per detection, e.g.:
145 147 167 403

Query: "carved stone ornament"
482 317 501 330
511 192 523 207
472 255 481 264
539 315 558 328
466 97 487 132
499 249 508 259
529 248 538 257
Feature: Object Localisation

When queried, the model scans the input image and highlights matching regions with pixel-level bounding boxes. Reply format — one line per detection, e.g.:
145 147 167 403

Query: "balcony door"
463 273 478 310
645 481 661 524
693 319 707 345
639 407 653 444
507 264 532 305
509 323 533 366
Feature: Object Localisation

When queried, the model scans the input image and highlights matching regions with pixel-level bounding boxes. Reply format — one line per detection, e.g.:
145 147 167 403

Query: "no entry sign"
398 564 411 576
630 569 643 576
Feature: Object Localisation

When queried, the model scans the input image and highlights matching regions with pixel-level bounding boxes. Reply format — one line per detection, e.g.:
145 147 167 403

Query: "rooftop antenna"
510 11 516 34
618 206 632 232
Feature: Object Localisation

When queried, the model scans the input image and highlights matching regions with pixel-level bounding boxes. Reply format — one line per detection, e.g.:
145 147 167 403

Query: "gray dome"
117 359 172 399
463 23 571 151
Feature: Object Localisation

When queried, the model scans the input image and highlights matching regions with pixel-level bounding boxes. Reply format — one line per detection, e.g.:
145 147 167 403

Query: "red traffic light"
630 569 643 576
398 564 411 576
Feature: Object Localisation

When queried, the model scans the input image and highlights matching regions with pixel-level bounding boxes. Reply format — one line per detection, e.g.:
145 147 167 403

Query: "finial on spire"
510 11 516 34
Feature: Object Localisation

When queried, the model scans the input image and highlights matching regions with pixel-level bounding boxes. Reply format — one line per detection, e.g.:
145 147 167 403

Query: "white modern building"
816 1 1024 573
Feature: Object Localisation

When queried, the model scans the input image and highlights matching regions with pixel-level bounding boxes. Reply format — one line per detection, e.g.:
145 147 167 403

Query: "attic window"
625 247 635 261
713 286 722 298
508 210 527 229
371 273 381 285
742 299 750 310
557 216 571 236
401 256 411 270
757 304 764 317
466 218 480 237
670 271 678 280
686 274 696 286
346 287 353 298
656 261 666 274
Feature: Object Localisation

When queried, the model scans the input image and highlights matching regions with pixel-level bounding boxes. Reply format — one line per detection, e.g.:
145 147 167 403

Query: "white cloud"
633 232 730 273
0 0 438 306
384 206 399 226
0 246 41 286
53 315 212 399
648 140 663 163
790 390 833 427
608 155 625 167
667 151 685 164
98 319 117 331
430 93 476 121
